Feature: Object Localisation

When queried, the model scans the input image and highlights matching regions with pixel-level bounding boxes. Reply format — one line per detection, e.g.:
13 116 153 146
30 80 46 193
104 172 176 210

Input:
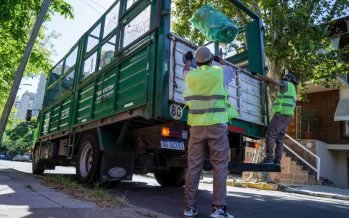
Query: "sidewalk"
201 174 349 201
284 184 349 201
0 166 170 218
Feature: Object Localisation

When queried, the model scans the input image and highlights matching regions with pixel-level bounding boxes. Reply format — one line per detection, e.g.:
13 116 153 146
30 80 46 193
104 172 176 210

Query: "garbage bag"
190 5 239 43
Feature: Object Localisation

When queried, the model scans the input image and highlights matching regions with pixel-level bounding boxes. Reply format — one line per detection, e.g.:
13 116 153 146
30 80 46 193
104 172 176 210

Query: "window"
61 70 75 92
49 62 63 85
104 2 120 38
47 83 60 105
100 36 116 69
64 47 78 73
82 52 98 79
343 121 349 138
122 5 151 47
86 24 101 53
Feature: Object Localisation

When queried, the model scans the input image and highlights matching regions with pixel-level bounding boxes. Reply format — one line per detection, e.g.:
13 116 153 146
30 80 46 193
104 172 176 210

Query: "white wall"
334 151 349 188
316 140 337 183
316 140 349 188
340 86 349 99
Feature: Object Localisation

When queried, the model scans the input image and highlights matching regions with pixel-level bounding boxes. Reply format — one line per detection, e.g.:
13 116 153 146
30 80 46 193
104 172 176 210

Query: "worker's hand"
184 51 193 62
213 56 221 63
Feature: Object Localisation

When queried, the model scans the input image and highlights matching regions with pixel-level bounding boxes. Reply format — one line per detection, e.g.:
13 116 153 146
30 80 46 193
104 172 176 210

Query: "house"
269 16 349 188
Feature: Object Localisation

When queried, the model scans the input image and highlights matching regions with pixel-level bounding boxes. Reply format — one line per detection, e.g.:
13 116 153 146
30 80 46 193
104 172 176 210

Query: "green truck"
32 0 279 186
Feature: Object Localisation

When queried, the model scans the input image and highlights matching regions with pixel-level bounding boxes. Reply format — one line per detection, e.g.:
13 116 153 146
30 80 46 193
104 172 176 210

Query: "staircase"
269 151 318 185
268 135 320 185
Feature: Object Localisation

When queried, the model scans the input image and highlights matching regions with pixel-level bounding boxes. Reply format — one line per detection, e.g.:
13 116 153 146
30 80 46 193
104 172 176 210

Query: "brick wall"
268 152 317 185
297 90 349 144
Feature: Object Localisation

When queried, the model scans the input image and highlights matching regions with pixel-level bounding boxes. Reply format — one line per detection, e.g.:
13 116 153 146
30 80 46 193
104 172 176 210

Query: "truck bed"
168 35 266 127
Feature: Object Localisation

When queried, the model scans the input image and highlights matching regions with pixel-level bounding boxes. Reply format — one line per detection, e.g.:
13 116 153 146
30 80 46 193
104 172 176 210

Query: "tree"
0 0 73 140
172 0 349 95
2 120 36 154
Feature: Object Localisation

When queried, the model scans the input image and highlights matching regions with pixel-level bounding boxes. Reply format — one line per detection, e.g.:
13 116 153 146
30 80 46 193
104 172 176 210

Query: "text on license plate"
160 140 185 151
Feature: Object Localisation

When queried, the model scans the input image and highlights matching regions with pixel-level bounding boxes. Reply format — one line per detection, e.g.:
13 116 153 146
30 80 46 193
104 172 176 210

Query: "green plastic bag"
190 5 239 43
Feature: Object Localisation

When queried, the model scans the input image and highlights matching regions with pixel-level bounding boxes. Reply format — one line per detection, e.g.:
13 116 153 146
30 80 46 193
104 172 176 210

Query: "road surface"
1 160 348 218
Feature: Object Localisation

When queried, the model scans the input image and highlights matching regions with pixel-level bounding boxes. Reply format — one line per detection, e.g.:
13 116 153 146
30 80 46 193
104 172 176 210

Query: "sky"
18 0 115 98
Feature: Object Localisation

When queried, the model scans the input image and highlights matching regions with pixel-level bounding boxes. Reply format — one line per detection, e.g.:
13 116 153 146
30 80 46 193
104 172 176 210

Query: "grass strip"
42 175 128 208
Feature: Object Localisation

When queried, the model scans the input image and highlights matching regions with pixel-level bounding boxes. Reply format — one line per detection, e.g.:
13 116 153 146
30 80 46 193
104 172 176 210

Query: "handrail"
283 144 317 172
285 134 317 158
284 134 321 181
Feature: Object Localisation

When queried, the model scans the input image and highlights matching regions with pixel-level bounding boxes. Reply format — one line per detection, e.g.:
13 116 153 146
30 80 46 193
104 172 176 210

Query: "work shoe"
183 206 198 217
274 159 281 166
260 158 274 165
210 206 234 218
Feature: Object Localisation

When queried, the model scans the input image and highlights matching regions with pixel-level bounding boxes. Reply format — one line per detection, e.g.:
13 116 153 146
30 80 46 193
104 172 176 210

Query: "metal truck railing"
283 134 321 181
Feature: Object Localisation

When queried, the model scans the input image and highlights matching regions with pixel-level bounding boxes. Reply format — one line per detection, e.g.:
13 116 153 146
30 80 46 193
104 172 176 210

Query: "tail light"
161 127 188 139
244 141 259 149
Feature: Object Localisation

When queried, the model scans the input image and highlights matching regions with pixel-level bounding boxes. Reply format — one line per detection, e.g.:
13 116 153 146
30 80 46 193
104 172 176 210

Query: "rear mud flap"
99 152 135 184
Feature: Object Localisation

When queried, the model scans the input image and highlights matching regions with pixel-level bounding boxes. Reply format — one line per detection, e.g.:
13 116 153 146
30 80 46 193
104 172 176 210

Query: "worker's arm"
183 60 192 72
183 51 194 73
214 56 226 66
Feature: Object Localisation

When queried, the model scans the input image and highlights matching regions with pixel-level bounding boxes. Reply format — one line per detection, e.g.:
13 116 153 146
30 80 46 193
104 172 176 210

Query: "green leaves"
172 0 349 98
0 0 73 114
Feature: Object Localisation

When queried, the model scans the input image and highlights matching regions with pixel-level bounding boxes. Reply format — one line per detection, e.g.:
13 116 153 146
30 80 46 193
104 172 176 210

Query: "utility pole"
0 0 52 141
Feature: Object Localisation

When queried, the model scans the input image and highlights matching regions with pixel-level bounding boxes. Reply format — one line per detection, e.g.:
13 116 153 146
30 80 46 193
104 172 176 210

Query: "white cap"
194 46 212 63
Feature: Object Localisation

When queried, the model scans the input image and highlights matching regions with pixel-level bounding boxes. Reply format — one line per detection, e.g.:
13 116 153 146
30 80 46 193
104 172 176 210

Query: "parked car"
22 153 31 162
13 155 22 161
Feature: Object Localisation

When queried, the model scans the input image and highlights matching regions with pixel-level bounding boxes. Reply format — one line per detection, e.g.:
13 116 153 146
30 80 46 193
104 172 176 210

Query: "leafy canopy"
1 120 37 154
172 0 349 93
0 0 73 113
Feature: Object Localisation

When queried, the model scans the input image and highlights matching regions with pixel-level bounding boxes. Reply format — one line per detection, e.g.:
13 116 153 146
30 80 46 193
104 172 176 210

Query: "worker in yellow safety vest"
182 46 237 218
256 71 298 166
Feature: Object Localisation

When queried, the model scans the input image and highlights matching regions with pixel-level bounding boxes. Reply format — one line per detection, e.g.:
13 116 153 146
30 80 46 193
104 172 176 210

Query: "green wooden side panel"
59 98 72 130
93 69 117 119
49 105 60 133
116 47 149 112
76 83 94 124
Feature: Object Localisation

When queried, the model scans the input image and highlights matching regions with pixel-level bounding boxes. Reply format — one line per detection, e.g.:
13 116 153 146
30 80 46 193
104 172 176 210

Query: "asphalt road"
1 160 349 218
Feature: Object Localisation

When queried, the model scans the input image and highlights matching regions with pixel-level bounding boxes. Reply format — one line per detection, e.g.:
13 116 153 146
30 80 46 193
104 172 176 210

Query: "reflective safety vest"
183 65 239 126
272 82 297 117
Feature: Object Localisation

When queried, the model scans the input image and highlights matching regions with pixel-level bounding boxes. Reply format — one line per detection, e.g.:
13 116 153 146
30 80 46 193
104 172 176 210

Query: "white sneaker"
184 206 198 217
210 206 234 218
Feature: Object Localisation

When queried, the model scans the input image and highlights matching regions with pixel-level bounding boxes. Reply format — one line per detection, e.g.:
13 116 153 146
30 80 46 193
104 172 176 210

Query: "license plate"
160 140 185 151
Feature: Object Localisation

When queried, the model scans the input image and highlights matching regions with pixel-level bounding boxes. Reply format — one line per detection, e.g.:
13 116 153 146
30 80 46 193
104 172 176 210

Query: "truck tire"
76 134 101 185
154 168 186 187
32 147 45 175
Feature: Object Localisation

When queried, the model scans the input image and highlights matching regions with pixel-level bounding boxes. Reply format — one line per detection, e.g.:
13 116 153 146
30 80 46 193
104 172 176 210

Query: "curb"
224 180 349 201
201 179 280 191
282 187 349 201
202 179 349 201
226 180 279 191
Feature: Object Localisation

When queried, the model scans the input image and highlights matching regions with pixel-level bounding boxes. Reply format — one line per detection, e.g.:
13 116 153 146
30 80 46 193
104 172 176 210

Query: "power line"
88 0 108 12
76 0 104 15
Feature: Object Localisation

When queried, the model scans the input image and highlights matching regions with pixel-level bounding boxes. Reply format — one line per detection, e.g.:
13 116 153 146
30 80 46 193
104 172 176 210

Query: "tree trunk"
265 56 284 110
0 0 52 141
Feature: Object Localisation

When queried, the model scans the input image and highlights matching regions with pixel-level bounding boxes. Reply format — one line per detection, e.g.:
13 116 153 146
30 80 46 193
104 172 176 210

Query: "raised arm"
183 51 194 73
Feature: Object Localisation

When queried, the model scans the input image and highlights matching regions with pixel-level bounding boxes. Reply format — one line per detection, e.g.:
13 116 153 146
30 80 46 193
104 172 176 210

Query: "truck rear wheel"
154 168 185 187
32 147 45 175
76 134 101 185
